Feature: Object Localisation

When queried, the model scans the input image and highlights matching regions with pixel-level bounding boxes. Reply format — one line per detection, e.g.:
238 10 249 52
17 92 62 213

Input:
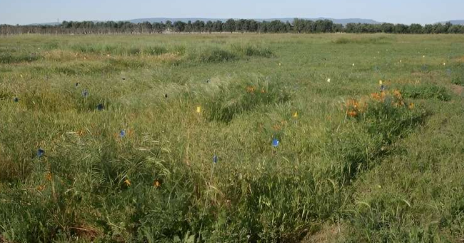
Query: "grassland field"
1 33 464 242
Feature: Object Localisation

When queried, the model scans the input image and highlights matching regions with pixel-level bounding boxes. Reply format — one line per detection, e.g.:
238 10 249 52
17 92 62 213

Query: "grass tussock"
334 36 392 45
400 83 451 101
201 75 290 123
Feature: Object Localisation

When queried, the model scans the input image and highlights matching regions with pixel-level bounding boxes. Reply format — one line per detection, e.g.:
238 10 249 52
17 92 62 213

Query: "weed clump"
400 83 451 101
331 90 426 184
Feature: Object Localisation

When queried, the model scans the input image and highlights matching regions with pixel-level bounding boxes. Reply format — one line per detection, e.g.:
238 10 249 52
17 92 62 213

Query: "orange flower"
45 172 52 181
246 86 255 93
154 180 161 188
393 90 402 98
347 110 358 117
77 130 85 136
371 92 382 101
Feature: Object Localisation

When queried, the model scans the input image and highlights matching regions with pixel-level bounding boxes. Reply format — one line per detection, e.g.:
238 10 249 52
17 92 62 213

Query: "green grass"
0 33 464 242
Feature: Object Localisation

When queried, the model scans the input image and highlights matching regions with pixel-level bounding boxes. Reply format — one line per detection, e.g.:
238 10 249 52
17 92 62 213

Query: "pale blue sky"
0 0 462 25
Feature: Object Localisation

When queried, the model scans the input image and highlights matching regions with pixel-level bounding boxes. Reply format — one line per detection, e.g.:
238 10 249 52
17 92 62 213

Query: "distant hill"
129 17 381 25
26 18 381 26
445 20 464 25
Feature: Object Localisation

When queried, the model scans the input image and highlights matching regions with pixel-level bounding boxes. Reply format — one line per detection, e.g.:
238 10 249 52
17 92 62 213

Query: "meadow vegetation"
0 33 464 242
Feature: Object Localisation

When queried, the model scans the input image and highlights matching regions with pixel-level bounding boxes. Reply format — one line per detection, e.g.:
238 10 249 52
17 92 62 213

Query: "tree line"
1 19 464 35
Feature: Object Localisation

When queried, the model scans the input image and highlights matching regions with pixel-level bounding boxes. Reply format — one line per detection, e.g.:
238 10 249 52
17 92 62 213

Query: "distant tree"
173 21 186 32
223 19 236 33
409 24 423 34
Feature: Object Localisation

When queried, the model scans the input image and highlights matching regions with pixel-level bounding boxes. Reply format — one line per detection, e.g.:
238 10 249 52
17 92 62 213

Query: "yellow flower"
379 80 383 85
246 86 255 93
409 103 415 109
154 180 161 188
196 106 201 113
292 112 298 118
124 179 131 186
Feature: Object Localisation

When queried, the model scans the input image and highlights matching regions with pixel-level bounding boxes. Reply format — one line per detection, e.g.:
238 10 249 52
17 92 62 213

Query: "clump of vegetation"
400 83 451 101
451 70 464 86
0 53 41 64
330 90 426 184
191 48 237 63
334 36 391 45
230 44 274 58
202 76 290 123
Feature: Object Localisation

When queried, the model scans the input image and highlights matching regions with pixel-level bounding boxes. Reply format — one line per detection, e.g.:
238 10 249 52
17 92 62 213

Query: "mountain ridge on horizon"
26 18 464 26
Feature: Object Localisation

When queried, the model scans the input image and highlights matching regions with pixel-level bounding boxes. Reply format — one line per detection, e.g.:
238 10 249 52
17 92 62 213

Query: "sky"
0 0 463 25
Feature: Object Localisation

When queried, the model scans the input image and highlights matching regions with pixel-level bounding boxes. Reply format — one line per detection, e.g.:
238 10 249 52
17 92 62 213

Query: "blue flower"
37 148 45 158
14 97 19 102
120 130 126 137
97 104 104 111
213 155 218 164
272 138 279 147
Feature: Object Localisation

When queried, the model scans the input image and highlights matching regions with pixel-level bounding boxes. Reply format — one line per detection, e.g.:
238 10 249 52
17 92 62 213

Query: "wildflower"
120 130 126 138
213 155 218 164
293 112 298 118
196 106 201 113
379 80 383 85
443 62 446 66
371 92 382 101
77 130 85 136
352 63 355 67
327 78 331 83
272 138 279 147
37 148 45 158
154 180 161 188
246 86 255 93
14 97 19 102
124 179 131 186
82 90 89 98
96 104 104 111
409 103 415 109
393 90 402 98
347 110 357 117
380 85 386 92
45 172 52 181
279 63 282 66
423 55 425 58
37 185 45 191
